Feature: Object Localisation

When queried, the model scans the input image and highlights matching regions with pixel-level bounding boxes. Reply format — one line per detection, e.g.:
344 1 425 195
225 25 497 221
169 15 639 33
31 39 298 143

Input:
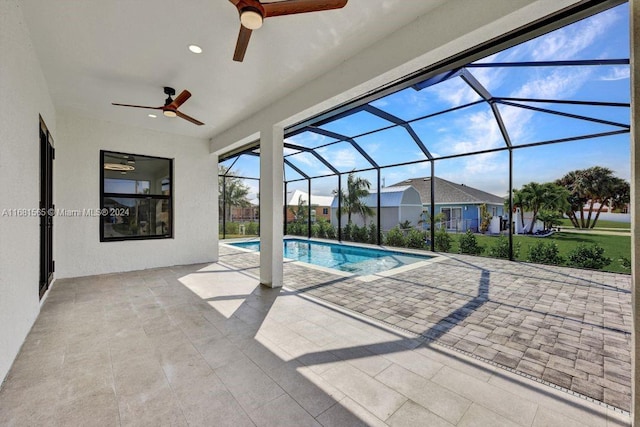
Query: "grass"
557 218 630 230
445 232 630 274
219 233 259 239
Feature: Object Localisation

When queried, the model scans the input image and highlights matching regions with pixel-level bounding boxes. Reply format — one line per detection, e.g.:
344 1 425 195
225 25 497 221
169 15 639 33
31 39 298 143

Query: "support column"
259 125 284 288
631 0 639 424
212 153 219 262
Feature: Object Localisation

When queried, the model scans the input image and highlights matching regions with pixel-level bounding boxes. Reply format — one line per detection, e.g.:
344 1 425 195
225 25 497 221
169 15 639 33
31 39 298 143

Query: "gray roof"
387 177 505 205
330 186 420 208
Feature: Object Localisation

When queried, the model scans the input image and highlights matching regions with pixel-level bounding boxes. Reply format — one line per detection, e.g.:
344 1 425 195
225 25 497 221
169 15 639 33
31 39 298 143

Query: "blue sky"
223 3 630 200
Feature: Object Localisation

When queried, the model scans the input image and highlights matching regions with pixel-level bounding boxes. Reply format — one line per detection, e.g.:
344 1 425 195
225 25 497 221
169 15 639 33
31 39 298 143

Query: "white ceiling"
21 0 447 140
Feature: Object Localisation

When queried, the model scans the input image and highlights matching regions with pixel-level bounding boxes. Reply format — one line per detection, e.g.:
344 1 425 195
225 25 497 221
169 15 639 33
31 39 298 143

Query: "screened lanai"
219 2 630 261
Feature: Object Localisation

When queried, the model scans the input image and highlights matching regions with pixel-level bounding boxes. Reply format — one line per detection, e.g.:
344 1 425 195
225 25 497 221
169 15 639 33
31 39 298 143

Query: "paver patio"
219 243 633 411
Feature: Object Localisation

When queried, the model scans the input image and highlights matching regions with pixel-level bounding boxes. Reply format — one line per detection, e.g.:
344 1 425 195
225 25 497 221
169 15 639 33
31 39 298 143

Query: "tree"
289 195 307 223
479 203 492 233
505 190 526 231
556 167 630 229
333 172 374 224
513 182 568 234
218 165 251 222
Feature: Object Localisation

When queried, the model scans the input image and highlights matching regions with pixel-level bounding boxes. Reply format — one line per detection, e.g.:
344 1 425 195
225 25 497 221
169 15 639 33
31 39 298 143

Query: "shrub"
368 223 379 244
313 218 334 239
311 222 320 238
287 221 307 236
566 244 612 269
434 228 452 252
352 224 369 243
325 224 336 239
619 256 631 271
459 230 483 255
385 227 406 247
245 222 259 236
342 223 354 241
224 222 239 235
406 229 426 249
487 235 520 259
527 240 564 265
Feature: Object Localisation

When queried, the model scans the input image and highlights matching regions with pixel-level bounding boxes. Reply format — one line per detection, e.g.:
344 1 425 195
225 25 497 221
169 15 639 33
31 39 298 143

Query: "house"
1 0 638 424
330 186 423 232
388 177 505 232
286 190 333 223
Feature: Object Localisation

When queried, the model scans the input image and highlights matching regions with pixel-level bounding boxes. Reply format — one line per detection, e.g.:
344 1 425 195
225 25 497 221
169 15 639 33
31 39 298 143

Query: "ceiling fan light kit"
229 0 348 62
240 7 263 30
112 86 205 126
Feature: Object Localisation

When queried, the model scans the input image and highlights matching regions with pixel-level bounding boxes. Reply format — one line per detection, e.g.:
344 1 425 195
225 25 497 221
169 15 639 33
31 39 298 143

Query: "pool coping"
220 236 445 282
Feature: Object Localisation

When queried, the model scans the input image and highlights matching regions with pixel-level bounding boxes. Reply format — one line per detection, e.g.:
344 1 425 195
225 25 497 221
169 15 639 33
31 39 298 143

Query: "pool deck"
219 242 632 412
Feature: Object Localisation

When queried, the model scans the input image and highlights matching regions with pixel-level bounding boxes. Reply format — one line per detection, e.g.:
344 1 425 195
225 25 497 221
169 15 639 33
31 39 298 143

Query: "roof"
388 177 505 205
330 186 421 208
287 190 333 207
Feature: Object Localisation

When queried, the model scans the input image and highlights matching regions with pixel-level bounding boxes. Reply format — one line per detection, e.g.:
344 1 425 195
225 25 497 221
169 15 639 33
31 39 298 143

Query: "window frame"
100 150 174 242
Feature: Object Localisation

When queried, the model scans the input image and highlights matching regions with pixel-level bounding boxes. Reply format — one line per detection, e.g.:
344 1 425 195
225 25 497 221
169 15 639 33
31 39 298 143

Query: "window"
322 208 328 215
100 150 172 241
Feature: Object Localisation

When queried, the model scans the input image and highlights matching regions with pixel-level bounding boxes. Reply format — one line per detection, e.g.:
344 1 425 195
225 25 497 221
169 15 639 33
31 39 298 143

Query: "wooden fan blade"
169 90 191 109
263 0 347 18
176 111 204 126
228 0 241 6
233 25 252 62
112 103 162 110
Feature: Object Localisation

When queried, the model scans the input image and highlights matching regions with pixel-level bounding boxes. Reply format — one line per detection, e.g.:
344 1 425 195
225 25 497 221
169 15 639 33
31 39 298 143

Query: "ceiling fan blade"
233 25 252 62
176 111 205 126
169 90 192 109
112 103 162 110
263 0 347 18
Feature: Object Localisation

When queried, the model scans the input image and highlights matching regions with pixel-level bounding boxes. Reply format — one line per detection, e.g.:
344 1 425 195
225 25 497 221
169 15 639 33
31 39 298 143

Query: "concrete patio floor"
0 254 631 426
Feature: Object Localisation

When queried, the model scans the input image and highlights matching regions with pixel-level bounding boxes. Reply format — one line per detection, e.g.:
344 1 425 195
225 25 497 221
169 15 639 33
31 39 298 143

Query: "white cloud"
599 66 630 81
326 148 357 169
529 9 618 61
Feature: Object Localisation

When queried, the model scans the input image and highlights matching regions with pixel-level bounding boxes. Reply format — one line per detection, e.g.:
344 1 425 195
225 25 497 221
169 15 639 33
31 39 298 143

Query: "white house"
330 186 423 231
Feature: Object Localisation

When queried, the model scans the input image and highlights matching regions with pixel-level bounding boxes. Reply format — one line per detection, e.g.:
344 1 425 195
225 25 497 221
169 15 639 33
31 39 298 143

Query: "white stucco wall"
54 111 217 278
0 0 57 383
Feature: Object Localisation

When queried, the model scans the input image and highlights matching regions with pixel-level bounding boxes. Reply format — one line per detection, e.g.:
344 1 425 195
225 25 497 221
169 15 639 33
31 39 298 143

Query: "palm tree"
555 170 587 228
333 172 374 224
556 167 629 229
516 182 568 234
507 189 527 231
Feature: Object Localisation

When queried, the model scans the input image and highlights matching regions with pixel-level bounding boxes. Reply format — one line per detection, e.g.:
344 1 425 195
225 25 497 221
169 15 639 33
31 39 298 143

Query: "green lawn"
557 218 630 230
220 234 259 239
446 232 630 274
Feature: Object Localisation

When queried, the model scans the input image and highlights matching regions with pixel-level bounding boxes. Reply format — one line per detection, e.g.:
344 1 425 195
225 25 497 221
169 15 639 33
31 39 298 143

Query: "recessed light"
188 44 203 54
148 114 157 118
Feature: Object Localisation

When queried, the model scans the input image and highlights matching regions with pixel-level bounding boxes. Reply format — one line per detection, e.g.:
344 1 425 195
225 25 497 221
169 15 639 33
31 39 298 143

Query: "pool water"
230 239 431 275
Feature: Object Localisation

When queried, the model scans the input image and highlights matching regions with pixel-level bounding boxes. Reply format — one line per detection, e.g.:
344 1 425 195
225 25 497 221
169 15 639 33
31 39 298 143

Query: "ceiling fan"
229 0 348 62
112 87 205 126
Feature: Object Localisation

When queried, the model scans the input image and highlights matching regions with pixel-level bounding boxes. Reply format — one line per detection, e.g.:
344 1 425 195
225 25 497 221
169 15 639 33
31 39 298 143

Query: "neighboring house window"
322 208 328 215
100 150 172 241
492 207 497 216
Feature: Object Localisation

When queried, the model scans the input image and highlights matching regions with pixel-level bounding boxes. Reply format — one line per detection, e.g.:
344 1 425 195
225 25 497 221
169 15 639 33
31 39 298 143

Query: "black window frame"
100 150 174 242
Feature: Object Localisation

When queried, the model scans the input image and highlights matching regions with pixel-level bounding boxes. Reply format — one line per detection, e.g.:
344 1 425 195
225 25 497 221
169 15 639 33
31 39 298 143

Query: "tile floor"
0 261 632 426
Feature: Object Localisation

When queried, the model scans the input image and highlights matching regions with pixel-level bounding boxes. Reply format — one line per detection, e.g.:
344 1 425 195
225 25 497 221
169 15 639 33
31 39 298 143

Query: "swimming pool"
230 239 431 275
